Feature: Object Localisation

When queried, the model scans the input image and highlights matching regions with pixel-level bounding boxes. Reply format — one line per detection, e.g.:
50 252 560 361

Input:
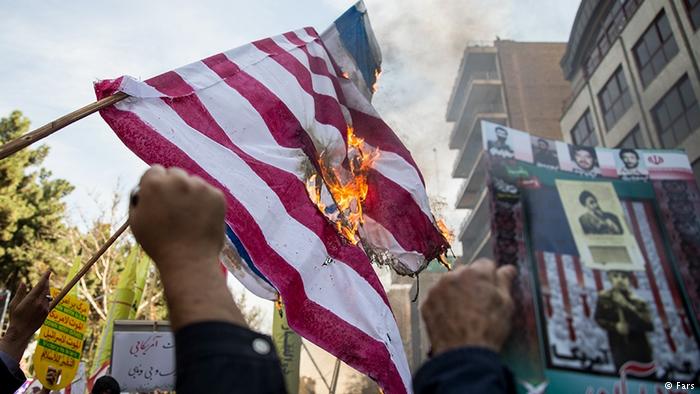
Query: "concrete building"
446 41 571 262
560 0 700 184
387 263 448 372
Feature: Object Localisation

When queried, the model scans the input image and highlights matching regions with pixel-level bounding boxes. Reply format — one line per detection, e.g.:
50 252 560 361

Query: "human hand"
611 291 634 310
129 166 245 330
615 321 629 336
129 165 226 270
421 259 517 355
0 271 51 361
605 219 621 232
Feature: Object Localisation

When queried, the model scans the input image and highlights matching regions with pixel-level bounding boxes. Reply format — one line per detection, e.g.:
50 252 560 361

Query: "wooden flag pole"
0 92 128 161
49 220 130 310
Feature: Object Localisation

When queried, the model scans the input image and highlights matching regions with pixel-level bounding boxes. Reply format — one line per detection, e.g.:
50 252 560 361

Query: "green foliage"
0 111 74 291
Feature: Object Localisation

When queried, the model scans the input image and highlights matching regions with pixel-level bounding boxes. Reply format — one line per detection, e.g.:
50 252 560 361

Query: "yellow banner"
33 288 89 390
129 252 151 319
272 304 301 394
90 250 138 378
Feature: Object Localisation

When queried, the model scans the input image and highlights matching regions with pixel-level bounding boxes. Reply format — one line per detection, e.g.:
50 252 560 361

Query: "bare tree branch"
79 276 107 321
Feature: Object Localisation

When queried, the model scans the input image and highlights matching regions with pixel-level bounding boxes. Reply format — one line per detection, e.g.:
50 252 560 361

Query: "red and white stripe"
95 28 414 393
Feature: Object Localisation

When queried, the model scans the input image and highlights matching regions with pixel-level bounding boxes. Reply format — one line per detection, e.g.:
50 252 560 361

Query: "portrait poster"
555 180 644 271
480 121 700 394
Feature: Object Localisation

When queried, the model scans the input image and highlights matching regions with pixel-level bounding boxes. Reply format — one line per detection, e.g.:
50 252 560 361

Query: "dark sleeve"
413 347 516 394
175 321 286 394
624 300 654 332
594 294 617 331
0 357 26 394
609 215 623 234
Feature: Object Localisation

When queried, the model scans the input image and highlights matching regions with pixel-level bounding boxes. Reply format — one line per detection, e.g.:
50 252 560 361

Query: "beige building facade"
560 0 700 184
446 41 571 261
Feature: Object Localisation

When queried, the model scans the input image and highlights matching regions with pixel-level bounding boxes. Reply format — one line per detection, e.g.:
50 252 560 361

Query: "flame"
305 125 379 244
341 71 350 79
371 67 382 93
274 293 284 317
436 218 454 244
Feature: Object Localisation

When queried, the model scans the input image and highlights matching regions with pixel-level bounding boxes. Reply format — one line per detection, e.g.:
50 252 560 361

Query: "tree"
234 291 264 331
0 111 74 292
61 191 169 368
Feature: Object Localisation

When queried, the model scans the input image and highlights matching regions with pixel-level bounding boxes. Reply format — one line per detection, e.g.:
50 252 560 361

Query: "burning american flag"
94 2 449 393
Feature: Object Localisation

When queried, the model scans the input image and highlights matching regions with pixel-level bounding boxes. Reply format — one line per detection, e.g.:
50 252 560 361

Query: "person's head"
495 126 508 142
619 148 639 170
579 190 601 215
606 270 632 291
572 146 596 171
92 376 120 394
537 138 549 151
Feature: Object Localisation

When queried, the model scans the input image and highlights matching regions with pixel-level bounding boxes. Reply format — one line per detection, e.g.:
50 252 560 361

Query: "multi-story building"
445 40 571 261
560 0 700 185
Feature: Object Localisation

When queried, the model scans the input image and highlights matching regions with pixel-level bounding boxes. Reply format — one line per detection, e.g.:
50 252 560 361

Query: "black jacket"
0 354 26 394
413 347 516 394
176 322 516 394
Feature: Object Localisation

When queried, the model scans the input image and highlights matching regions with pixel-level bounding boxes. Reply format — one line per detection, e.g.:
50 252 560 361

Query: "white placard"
110 321 175 391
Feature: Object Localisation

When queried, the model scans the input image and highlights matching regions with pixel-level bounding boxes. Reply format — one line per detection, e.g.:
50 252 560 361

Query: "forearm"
0 328 32 361
157 255 246 331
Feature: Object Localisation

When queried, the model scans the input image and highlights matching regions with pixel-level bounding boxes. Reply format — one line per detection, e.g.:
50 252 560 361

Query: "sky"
0 0 580 235
0 0 580 380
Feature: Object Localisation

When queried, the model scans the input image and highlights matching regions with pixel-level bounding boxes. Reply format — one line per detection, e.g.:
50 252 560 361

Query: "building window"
684 0 700 30
571 110 599 146
651 75 700 148
633 11 679 87
598 67 633 130
584 0 644 77
617 125 645 148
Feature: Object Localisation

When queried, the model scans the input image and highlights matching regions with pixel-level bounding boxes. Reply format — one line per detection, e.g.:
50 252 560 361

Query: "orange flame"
306 125 379 244
371 67 382 93
341 71 350 79
436 218 454 244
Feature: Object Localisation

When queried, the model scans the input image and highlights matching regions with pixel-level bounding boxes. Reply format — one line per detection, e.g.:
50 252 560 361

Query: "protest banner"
32 288 89 390
110 320 175 392
0 289 10 331
89 248 139 385
272 303 302 393
482 121 700 394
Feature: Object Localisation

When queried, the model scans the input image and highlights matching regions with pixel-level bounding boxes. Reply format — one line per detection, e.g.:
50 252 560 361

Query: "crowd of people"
1 166 519 394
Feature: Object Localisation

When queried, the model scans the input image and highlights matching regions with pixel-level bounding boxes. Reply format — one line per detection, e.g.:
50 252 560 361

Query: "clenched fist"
129 165 226 269
128 166 244 330
421 259 517 355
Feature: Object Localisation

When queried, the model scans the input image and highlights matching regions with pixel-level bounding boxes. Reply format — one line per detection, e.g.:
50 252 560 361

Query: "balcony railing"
459 188 489 238
466 40 495 48
466 71 500 86
455 151 486 207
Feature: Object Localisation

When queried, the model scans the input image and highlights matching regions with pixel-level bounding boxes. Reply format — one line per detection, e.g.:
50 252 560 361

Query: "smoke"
362 0 511 253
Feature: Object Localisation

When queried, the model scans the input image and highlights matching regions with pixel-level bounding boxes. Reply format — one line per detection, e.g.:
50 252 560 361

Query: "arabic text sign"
33 288 89 390
110 320 175 391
